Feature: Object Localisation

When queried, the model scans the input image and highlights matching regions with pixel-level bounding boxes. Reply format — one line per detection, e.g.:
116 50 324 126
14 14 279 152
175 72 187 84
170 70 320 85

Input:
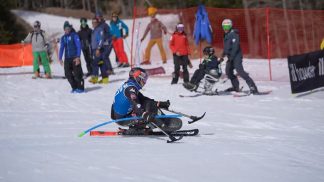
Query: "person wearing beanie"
59 21 84 93
110 12 130 67
77 18 93 78
89 17 109 84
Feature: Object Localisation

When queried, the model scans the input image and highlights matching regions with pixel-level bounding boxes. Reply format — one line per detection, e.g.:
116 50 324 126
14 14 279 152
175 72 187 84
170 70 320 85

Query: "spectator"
77 17 93 78
22 20 51 79
169 23 190 84
110 12 129 67
140 7 167 65
59 21 84 93
89 17 109 84
95 12 114 75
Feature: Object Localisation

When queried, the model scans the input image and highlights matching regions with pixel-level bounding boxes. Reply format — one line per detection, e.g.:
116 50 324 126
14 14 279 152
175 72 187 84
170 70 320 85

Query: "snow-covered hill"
0 10 323 182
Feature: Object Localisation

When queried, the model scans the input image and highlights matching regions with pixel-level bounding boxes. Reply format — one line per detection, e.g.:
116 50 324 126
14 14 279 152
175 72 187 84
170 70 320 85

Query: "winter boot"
89 76 98 84
224 87 240 92
98 77 109 84
183 82 198 91
33 71 41 79
249 86 258 94
44 73 52 79
122 63 130 68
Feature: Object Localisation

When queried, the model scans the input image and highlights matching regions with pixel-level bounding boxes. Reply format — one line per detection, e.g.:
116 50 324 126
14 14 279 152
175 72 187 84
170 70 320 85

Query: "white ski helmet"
222 19 232 31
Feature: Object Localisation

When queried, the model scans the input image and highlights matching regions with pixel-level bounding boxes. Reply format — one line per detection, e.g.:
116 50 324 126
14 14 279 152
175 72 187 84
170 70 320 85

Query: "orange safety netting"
134 7 324 59
0 43 33 67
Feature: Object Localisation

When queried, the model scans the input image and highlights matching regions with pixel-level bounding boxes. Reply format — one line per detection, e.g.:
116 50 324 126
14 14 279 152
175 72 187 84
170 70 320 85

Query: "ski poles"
161 108 205 124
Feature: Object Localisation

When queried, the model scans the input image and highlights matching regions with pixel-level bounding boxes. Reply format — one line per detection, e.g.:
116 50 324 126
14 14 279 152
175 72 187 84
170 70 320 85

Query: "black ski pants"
225 58 256 90
64 57 84 90
172 54 189 83
82 48 92 75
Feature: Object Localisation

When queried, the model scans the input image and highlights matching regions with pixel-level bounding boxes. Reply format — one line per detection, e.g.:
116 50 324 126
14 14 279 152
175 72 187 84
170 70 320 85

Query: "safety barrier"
0 43 33 67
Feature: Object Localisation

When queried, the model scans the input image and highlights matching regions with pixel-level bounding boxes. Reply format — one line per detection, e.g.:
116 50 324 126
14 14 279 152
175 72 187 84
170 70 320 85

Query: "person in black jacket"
78 18 93 78
221 19 258 94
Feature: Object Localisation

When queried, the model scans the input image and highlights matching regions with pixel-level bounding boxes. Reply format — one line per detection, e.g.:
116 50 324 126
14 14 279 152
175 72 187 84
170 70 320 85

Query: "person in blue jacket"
110 12 129 67
221 19 258 94
111 67 181 135
89 17 109 84
59 21 84 93
95 12 114 75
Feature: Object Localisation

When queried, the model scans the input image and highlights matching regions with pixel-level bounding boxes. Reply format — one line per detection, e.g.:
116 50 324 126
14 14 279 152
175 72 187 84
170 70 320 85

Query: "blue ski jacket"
112 79 152 118
91 25 104 50
59 32 81 60
110 19 129 39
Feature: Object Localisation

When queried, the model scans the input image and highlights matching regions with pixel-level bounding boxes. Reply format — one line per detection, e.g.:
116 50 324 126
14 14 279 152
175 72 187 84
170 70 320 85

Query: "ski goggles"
222 24 232 31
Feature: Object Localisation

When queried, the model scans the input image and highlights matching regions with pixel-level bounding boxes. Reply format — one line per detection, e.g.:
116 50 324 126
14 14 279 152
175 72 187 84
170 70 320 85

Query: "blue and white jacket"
59 32 81 60
112 79 153 118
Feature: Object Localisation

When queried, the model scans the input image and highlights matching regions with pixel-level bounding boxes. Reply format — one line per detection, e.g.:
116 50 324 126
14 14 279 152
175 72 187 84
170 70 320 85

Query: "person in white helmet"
221 19 258 94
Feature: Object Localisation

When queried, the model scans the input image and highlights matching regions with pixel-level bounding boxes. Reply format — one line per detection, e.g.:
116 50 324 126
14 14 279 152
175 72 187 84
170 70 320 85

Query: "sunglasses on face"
34 25 40 28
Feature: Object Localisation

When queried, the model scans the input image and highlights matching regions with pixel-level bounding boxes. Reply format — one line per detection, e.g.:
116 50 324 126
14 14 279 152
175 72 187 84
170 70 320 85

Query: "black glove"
142 112 156 123
158 100 170 109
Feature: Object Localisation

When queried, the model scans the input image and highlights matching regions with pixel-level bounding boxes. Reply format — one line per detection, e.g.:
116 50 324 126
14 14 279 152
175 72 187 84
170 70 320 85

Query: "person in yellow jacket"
321 38 324 50
140 7 168 64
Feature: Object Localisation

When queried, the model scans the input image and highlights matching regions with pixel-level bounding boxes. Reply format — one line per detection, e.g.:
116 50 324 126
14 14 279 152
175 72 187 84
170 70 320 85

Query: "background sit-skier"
221 19 258 94
59 21 84 93
183 46 222 93
111 67 181 135
77 17 93 78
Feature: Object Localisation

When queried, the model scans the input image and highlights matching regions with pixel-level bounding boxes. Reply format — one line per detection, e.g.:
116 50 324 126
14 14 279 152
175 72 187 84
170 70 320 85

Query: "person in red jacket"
169 23 190 84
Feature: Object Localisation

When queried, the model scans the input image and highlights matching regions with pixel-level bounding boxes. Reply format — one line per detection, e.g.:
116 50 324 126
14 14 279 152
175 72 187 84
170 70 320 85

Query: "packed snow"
0 10 323 182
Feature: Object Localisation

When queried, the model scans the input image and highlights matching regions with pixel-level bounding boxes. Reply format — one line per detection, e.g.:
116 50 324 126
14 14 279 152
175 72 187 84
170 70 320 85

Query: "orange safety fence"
134 7 324 58
0 43 33 67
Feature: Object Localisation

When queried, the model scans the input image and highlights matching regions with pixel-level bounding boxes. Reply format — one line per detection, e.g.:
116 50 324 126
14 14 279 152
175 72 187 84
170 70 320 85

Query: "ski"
90 129 199 137
232 90 272 97
179 90 231 98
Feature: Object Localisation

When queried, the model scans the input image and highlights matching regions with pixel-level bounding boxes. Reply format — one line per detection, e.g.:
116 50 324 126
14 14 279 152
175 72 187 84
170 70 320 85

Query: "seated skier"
183 46 222 93
111 67 182 135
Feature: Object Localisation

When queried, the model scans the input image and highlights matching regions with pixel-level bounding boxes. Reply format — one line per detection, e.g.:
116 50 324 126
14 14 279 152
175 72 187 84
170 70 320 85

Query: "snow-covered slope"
0 10 323 182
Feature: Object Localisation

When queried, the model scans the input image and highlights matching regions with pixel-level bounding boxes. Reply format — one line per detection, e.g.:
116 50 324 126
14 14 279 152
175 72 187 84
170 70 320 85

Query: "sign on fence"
288 50 324 94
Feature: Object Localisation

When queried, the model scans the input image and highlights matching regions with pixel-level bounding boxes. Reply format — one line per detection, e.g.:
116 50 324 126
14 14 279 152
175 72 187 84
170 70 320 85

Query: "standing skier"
77 17 93 78
110 12 129 67
22 20 52 79
111 67 181 135
221 19 258 94
169 23 191 84
59 21 84 93
183 46 222 93
140 7 168 64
